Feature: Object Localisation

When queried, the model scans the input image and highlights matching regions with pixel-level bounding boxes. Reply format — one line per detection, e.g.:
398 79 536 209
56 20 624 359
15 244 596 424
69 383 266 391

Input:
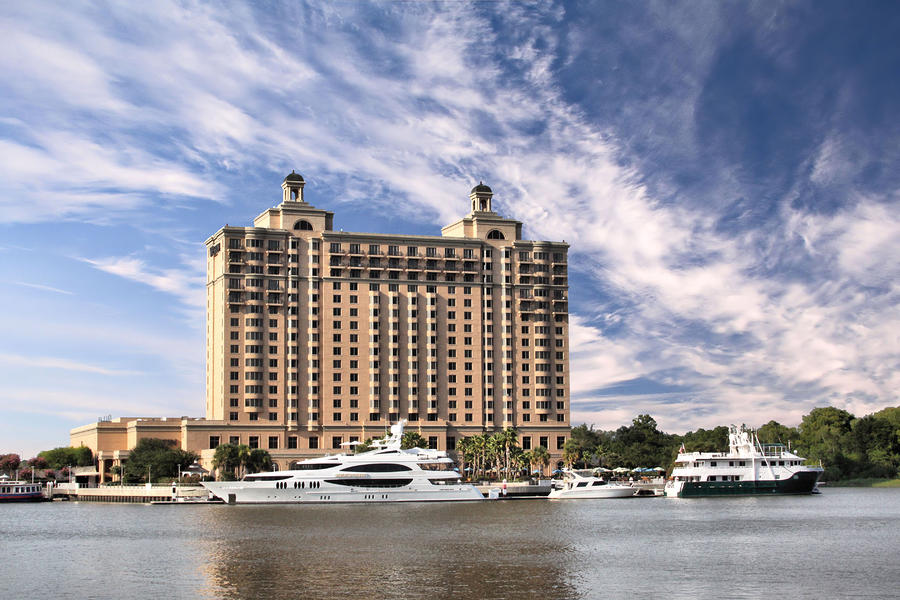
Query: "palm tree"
501 427 519 479
235 444 251 478
532 445 551 477
455 437 472 480
488 432 505 478
243 448 273 474
470 435 487 481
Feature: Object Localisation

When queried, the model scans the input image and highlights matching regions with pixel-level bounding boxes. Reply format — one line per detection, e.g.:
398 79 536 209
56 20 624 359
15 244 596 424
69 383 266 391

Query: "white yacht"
202 421 484 504
665 424 823 498
548 470 636 499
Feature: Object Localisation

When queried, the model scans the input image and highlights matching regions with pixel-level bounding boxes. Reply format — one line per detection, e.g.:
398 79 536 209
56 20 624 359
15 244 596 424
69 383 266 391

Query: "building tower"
204 174 570 463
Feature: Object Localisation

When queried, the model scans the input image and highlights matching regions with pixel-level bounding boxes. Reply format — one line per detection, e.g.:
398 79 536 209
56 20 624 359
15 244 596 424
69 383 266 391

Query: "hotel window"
333 412 341 421
428 436 438 450
249 436 259 449
556 436 566 450
229 436 240 445
287 436 298 449
522 436 531 450
268 436 279 449
209 436 220 449
309 436 319 449
229 412 238 421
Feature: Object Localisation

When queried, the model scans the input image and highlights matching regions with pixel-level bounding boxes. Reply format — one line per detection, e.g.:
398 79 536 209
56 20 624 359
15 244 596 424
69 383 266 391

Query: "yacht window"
341 463 412 473
325 478 413 488
576 482 589 488
242 474 292 481
292 463 335 470
418 462 453 471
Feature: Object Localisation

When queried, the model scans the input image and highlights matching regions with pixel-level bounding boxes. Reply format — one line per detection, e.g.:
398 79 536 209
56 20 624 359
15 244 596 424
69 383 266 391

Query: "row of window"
209 433 567 451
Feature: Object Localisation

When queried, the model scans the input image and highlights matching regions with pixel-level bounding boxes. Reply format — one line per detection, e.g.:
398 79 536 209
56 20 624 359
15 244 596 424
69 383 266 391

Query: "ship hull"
668 470 821 498
203 482 485 504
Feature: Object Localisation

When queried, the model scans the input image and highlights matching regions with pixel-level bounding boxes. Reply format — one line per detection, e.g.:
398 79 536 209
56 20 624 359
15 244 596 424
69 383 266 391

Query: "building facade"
205 174 570 458
72 174 571 475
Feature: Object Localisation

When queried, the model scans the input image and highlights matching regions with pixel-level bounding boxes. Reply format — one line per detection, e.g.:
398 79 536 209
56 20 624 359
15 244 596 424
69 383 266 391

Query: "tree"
798 407 854 480
532 446 551 476
212 444 242 479
756 420 800 446
244 449 273 474
123 438 198 483
38 446 93 469
0 453 21 475
401 431 428 450
27 456 49 469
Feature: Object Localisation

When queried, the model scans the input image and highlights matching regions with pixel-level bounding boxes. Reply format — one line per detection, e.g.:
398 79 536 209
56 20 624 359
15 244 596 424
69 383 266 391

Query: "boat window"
341 463 412 473
418 462 453 471
710 461 717 467
576 482 589 487
292 463 335 470
243 474 293 481
325 478 413 488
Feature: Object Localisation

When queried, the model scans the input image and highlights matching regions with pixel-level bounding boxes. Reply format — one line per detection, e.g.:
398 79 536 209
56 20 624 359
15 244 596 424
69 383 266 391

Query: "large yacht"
202 421 484 504
548 470 636 499
665 425 823 498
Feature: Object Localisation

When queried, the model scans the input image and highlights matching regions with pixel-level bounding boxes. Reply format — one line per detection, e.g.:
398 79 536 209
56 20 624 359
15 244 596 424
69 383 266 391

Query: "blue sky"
1 1 897 458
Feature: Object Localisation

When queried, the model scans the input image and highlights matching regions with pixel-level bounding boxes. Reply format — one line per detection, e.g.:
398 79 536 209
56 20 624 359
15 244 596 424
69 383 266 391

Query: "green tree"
401 431 428 450
532 446 551 476
124 438 198 483
38 446 93 469
756 420 800 446
680 426 729 453
244 448 273 474
798 407 854 480
212 444 242 479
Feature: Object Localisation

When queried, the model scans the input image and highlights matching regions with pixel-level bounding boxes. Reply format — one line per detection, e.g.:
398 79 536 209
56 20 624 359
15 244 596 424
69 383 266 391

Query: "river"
2 488 898 599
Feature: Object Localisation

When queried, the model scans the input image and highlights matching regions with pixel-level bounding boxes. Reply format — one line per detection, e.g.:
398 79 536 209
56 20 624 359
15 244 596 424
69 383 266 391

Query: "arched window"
294 220 313 231
487 229 505 240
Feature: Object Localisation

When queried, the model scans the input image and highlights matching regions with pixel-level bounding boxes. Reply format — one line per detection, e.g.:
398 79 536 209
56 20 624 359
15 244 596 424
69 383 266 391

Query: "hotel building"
72 173 570 475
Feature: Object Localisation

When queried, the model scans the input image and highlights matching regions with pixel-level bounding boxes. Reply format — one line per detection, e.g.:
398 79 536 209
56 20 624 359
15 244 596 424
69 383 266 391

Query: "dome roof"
471 182 492 194
284 170 304 183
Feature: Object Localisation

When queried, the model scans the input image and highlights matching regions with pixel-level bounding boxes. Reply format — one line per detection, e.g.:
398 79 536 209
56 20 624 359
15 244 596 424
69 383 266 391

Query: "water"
2 488 898 599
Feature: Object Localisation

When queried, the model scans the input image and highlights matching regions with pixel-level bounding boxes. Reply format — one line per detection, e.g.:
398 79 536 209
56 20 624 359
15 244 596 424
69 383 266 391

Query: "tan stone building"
72 174 571 477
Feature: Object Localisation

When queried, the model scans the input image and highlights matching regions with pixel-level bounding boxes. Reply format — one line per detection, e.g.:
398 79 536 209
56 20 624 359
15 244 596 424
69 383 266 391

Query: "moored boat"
665 425 823 498
202 420 484 504
0 476 44 503
548 470 636 499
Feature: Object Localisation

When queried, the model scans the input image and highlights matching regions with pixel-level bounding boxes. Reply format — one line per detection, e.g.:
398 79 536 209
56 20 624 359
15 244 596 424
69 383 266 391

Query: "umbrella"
552 469 564 474
594 467 612 473
652 467 666 471
613 467 630 473
531 469 542 474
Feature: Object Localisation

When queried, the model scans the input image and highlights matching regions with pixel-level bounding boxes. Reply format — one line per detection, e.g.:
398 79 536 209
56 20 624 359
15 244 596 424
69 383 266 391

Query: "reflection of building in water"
71 174 571 479
200 503 578 599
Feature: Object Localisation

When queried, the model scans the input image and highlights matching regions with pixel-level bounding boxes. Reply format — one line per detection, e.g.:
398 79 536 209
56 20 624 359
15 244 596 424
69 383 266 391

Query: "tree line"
562 406 900 481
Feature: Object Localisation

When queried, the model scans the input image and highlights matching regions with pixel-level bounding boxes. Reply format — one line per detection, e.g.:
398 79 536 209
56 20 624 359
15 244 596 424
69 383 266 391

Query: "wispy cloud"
0 1 896 442
13 281 74 295
0 353 140 376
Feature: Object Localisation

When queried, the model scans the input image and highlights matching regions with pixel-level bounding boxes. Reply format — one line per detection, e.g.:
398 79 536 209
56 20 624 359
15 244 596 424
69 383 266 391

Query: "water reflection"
195 502 579 600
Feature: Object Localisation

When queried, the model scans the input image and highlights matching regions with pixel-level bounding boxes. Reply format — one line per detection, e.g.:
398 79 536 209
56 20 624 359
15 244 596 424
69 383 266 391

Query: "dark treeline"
564 406 900 481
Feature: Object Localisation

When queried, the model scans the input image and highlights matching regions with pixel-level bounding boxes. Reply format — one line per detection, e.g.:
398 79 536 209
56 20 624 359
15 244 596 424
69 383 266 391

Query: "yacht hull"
203 482 484 504
666 470 821 498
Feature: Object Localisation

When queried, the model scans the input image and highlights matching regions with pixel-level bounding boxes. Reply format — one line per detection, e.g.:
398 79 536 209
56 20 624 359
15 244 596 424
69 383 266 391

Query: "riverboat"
202 420 484 504
665 425 823 498
548 470 636 499
0 477 44 502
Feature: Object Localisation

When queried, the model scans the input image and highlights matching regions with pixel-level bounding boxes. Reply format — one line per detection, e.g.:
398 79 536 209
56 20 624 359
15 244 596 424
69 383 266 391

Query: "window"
268 436 279 449
209 436 220 449
249 436 259 449
309 436 319 449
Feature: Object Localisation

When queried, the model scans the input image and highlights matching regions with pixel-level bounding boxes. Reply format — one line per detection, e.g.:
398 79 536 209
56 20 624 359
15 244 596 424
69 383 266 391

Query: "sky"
1 1 898 458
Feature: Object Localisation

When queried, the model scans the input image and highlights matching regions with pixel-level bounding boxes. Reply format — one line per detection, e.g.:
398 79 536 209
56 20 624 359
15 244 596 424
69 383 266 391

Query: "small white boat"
548 470 636 499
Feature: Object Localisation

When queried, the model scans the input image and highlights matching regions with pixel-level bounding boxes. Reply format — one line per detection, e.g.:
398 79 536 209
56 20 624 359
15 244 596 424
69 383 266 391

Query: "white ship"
548 470 636 499
665 425 823 498
202 421 484 504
